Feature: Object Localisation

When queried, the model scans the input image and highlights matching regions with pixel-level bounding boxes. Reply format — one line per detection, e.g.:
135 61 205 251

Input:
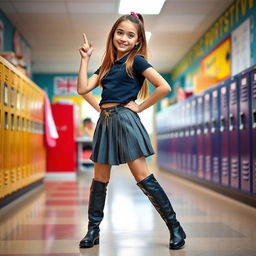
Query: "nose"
120 34 127 42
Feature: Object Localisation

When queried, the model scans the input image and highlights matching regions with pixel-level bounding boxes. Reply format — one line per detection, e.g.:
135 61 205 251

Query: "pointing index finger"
82 33 88 45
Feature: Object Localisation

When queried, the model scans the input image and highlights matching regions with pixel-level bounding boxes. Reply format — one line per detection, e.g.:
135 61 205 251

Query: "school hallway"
0 163 255 256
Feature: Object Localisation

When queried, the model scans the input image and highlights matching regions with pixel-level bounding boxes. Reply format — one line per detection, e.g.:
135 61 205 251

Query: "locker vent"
240 84 248 102
222 94 228 108
231 159 238 178
222 158 229 176
192 155 197 170
242 160 250 181
198 155 203 171
205 156 211 173
213 94 218 108
252 83 256 99
231 89 237 105
213 157 219 174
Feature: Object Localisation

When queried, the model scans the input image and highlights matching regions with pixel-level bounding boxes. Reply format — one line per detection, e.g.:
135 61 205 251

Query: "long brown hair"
98 13 149 99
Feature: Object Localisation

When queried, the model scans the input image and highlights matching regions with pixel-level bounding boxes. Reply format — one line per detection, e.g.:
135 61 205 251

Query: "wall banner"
54 76 78 96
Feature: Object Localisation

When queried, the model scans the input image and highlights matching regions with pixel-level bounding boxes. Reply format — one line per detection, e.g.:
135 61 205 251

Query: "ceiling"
0 0 234 74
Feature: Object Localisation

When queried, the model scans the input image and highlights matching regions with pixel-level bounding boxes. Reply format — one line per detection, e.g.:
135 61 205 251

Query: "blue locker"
176 104 183 172
196 96 204 179
238 68 252 193
191 98 198 176
185 100 192 174
171 105 178 171
211 87 221 184
220 81 230 187
203 92 212 181
180 104 186 173
229 77 240 190
156 107 172 170
250 65 256 195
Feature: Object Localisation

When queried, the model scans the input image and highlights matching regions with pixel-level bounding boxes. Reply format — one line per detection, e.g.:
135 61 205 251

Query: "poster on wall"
13 30 32 77
201 37 231 82
0 19 3 51
231 18 251 76
54 76 78 96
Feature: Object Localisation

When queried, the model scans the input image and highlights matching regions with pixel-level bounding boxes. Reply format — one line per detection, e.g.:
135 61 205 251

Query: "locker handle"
253 109 256 128
229 113 234 131
211 119 216 133
220 115 225 132
204 122 209 134
197 124 201 135
239 112 245 130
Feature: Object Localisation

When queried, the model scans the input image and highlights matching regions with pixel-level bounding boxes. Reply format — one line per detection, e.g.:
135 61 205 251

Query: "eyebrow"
116 28 136 35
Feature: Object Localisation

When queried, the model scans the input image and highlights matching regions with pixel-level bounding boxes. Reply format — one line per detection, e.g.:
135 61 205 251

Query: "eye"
116 31 123 35
128 33 135 38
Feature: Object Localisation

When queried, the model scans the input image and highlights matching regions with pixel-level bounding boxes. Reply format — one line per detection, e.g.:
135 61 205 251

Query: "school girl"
77 12 186 250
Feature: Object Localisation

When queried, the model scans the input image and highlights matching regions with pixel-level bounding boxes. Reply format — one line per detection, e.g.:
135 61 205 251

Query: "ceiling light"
119 0 166 15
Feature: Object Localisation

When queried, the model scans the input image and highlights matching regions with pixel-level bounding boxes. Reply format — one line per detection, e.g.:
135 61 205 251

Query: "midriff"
100 102 121 108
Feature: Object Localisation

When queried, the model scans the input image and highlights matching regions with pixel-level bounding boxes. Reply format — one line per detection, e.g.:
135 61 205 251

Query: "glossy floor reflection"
0 163 256 256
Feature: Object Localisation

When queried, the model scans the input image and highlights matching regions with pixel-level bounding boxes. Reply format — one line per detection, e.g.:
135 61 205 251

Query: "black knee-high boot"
137 174 186 250
79 179 108 248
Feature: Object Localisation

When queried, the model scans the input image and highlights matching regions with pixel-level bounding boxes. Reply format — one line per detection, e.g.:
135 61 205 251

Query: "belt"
103 109 111 127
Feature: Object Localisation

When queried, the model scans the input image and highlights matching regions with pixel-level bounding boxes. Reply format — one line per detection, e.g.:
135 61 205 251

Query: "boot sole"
79 237 99 248
169 231 186 250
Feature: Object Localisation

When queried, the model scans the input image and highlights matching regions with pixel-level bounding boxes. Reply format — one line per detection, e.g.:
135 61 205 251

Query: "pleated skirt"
90 105 155 165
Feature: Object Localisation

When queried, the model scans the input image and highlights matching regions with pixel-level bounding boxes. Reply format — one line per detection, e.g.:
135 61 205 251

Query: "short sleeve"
94 67 100 75
133 55 152 75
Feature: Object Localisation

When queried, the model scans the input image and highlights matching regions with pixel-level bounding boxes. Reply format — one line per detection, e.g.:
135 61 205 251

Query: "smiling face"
113 20 139 59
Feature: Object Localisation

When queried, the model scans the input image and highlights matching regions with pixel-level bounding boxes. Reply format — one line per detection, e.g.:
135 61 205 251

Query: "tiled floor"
0 163 256 256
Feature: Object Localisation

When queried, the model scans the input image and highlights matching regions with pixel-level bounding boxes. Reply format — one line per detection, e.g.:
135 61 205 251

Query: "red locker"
47 104 77 172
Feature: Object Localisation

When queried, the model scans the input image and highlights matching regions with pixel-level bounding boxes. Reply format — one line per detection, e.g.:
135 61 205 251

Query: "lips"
118 42 128 48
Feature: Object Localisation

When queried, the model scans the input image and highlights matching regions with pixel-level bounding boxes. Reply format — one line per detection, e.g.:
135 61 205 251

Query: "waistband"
100 104 124 113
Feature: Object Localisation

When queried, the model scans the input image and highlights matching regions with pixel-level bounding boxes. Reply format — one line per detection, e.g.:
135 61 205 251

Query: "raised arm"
77 33 99 95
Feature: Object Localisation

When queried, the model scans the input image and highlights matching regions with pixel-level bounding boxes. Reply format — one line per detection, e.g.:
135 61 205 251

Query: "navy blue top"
94 54 152 106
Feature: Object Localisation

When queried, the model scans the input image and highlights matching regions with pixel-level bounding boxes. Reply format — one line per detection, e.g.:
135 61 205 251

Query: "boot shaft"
88 179 108 228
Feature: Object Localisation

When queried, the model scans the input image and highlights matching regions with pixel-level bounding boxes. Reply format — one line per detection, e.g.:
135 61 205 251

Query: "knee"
133 172 150 183
93 175 110 183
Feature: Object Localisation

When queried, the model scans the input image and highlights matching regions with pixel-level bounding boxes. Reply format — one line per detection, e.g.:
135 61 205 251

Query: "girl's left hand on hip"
123 101 141 113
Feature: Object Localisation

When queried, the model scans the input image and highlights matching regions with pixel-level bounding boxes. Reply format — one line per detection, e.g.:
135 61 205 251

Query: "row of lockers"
156 65 256 196
0 56 46 200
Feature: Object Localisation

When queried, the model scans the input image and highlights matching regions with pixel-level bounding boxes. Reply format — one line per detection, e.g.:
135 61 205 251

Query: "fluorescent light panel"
119 0 166 15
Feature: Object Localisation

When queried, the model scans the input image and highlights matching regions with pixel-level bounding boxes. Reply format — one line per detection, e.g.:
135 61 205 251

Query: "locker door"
238 69 252 193
156 110 165 169
176 105 183 172
0 61 3 198
220 83 230 187
204 93 211 181
156 108 171 170
250 66 256 194
191 99 198 176
197 96 204 179
179 104 186 173
211 88 221 184
185 101 192 174
229 78 239 189
172 106 178 171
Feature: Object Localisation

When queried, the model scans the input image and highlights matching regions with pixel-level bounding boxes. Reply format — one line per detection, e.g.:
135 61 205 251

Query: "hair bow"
130 11 139 19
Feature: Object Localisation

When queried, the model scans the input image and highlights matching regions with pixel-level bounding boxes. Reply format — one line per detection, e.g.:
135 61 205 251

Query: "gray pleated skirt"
90 105 155 165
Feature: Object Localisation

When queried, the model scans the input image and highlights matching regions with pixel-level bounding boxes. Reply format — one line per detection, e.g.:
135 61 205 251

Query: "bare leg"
94 162 112 182
127 156 151 182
